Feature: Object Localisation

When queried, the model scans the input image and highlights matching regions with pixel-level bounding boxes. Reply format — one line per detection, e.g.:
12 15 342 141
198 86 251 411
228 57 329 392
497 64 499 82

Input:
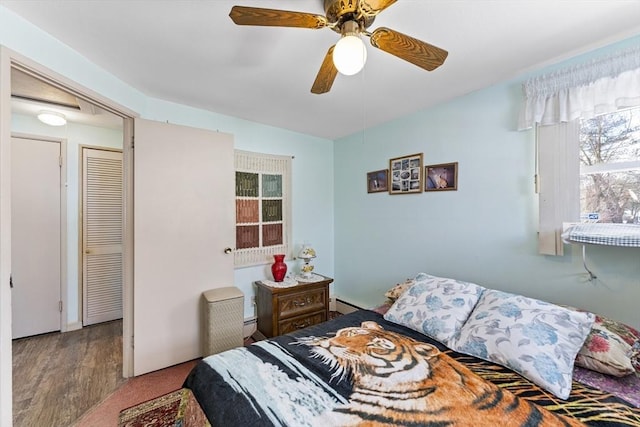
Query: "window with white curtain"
234 150 292 267
522 46 640 255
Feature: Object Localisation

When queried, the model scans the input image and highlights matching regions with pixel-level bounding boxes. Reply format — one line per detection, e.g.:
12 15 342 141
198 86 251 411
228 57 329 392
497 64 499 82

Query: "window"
234 150 292 267
522 45 640 254
579 107 640 224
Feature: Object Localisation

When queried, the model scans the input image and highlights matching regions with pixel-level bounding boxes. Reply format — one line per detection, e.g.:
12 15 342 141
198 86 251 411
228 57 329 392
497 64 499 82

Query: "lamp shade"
37 111 67 126
298 245 316 260
333 35 367 76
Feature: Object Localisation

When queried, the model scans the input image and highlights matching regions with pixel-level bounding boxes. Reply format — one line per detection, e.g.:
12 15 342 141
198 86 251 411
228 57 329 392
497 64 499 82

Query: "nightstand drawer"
278 311 326 335
278 288 326 319
254 275 333 338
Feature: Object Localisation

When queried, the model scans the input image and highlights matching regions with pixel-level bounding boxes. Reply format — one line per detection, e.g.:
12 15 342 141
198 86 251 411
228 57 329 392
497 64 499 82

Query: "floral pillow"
383 272 446 301
384 278 416 301
632 342 640 374
575 313 640 377
383 277 485 344
451 289 595 400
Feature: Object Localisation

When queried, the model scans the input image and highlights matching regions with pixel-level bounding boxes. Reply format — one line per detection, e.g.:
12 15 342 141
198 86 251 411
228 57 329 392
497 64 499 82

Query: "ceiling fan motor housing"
325 0 375 33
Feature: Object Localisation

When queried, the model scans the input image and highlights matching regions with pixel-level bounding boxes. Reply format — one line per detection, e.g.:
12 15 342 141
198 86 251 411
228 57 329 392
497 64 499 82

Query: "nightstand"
254 275 333 338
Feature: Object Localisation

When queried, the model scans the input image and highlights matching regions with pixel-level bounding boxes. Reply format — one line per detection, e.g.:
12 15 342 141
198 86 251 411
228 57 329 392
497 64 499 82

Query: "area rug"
73 360 199 427
118 388 209 427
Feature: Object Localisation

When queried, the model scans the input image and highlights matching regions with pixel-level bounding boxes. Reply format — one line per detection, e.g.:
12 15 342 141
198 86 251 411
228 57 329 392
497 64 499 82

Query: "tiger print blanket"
184 310 640 426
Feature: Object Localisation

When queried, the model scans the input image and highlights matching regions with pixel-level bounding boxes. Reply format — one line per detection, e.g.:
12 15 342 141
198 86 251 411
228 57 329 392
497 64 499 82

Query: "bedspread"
184 310 640 426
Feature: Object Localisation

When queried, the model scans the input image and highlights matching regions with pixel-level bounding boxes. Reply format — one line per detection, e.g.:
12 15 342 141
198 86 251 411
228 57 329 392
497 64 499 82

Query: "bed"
184 274 640 426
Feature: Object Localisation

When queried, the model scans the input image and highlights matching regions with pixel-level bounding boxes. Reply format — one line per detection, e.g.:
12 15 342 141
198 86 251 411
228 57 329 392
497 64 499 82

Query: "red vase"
271 254 287 282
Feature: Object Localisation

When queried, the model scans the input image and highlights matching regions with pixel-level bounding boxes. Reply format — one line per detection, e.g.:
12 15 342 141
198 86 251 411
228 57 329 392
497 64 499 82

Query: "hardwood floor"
12 320 125 427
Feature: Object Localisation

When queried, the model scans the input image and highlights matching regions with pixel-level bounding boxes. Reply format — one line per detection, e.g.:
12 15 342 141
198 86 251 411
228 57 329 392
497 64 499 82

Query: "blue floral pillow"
383 275 485 344
451 289 595 400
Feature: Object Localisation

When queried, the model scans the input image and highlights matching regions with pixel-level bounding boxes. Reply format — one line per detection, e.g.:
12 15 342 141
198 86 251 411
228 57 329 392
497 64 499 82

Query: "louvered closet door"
82 148 123 325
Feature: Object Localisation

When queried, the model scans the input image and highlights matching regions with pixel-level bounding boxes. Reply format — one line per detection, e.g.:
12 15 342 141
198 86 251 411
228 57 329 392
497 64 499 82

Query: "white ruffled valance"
518 46 640 130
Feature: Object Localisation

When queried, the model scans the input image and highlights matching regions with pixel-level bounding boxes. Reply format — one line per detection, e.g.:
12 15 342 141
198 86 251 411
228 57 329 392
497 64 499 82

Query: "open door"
133 118 235 375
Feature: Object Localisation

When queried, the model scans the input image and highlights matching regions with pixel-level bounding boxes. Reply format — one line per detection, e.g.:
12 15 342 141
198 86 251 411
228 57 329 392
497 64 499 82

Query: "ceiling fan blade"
311 46 338 94
370 27 448 71
359 0 398 17
229 6 327 29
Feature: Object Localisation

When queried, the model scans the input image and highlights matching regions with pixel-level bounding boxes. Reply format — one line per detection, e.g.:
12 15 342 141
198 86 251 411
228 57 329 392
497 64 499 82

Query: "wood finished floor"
12 320 125 427
12 313 342 426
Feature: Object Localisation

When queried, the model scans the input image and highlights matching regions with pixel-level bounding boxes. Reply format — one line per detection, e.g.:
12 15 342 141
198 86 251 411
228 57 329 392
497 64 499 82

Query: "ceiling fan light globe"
333 35 367 76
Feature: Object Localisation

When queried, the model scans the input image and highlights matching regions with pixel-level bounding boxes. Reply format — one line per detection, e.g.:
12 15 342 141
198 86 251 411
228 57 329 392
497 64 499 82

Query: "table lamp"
298 244 316 279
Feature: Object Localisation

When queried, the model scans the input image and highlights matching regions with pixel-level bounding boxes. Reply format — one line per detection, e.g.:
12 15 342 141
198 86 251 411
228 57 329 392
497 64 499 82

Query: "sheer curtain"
518 45 640 130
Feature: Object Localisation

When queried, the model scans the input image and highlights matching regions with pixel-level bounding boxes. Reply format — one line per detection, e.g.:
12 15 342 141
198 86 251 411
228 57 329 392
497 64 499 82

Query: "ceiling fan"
229 0 448 94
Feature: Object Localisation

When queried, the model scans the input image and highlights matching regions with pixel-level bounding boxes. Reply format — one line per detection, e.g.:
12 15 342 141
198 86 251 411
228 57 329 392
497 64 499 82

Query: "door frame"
11 133 67 335
1 46 138 425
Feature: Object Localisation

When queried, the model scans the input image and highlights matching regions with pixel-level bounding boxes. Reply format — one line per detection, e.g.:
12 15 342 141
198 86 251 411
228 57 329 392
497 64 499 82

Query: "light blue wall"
334 36 640 329
1 5 334 321
11 115 123 326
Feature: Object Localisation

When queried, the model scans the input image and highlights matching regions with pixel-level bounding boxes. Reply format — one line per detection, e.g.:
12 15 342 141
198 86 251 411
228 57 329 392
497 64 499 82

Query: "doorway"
10 69 125 334
2 49 237 424
1 49 137 424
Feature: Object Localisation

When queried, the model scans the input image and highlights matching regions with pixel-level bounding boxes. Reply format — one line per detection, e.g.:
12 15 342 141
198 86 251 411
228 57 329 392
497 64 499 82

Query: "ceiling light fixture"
333 21 367 76
37 110 67 126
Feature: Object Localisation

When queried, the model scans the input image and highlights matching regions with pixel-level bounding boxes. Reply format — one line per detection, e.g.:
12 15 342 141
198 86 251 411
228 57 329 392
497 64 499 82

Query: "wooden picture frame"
367 169 388 193
389 153 423 194
425 162 458 191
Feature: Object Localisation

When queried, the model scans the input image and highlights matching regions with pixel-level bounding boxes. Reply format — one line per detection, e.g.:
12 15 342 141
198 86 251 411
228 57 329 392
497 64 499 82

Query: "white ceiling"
3 0 640 139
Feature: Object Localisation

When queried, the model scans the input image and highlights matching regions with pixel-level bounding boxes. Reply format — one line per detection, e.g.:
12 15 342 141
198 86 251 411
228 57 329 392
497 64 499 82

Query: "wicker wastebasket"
202 287 244 357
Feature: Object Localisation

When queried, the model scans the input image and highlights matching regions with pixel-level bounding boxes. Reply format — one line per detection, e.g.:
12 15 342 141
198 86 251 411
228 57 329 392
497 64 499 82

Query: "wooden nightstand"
254 275 333 338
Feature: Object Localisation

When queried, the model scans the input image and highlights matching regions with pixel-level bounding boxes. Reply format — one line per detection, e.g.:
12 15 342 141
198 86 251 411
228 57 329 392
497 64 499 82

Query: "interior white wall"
334 35 640 330
10 114 123 328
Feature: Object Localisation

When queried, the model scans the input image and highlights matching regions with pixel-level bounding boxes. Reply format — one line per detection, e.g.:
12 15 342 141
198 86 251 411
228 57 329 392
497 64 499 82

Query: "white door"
11 136 61 339
82 148 123 326
133 118 235 375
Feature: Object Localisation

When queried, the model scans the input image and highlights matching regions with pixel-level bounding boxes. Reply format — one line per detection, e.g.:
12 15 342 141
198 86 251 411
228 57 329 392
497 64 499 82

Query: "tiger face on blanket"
300 321 584 427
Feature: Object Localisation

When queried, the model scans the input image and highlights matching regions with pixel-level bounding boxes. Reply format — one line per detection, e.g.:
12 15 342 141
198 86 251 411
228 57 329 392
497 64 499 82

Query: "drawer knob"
293 321 310 329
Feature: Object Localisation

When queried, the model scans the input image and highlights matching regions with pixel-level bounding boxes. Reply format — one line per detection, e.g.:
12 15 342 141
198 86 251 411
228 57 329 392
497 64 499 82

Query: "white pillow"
451 289 595 400
383 275 485 344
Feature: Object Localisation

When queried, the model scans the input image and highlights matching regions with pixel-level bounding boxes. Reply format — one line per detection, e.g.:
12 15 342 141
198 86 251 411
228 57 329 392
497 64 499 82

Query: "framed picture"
367 169 388 193
425 162 458 191
389 153 423 194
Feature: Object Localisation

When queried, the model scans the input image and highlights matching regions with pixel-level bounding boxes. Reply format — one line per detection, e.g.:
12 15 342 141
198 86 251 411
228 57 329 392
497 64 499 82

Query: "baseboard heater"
335 299 363 314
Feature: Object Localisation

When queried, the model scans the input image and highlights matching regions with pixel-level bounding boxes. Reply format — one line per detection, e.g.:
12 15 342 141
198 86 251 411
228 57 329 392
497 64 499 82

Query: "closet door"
82 147 123 325
11 136 61 338
133 119 235 375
